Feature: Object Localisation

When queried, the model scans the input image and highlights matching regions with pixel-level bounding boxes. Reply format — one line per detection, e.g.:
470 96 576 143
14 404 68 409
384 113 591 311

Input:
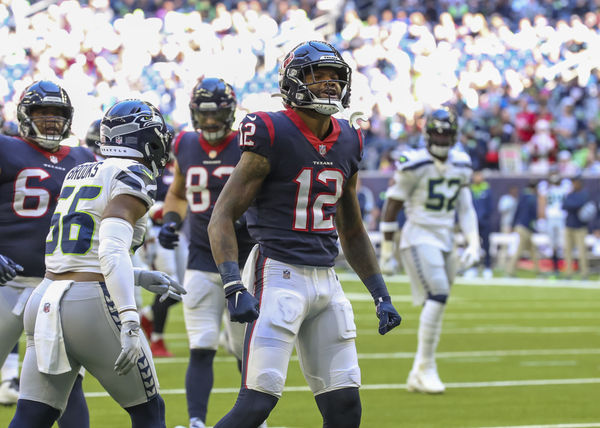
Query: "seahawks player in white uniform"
9 100 183 428
379 108 480 393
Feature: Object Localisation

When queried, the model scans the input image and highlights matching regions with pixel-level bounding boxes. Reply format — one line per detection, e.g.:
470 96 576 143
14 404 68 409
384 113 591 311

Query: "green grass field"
2 274 600 427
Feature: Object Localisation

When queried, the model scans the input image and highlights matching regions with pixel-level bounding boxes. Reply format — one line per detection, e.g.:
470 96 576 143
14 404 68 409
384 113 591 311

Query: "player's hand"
158 222 179 249
460 244 480 269
379 240 396 275
224 283 260 323
0 254 24 286
114 321 142 375
375 296 402 335
133 269 187 302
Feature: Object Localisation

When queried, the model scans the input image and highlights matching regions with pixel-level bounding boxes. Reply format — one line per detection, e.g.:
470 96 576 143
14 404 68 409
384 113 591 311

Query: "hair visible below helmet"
85 119 102 154
279 40 351 116
100 100 171 177
17 80 73 150
425 107 458 159
189 77 236 142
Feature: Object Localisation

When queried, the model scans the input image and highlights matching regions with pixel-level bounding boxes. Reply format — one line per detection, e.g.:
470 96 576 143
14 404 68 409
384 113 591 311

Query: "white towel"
241 244 260 294
34 280 73 375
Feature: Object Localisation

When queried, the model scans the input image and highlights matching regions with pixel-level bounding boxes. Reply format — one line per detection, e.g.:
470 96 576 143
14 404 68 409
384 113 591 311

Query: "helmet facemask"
191 107 234 142
288 64 349 115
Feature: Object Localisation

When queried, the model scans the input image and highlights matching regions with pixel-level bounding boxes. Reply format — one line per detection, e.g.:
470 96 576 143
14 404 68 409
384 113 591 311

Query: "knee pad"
427 293 448 304
316 387 361 428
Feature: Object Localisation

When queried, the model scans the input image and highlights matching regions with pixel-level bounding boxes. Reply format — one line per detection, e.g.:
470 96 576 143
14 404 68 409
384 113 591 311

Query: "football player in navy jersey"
9 99 182 428
0 81 95 425
207 41 402 428
157 77 257 428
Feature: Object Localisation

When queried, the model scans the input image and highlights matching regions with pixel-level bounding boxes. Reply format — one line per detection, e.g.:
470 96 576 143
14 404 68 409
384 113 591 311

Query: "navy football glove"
0 254 24 286
224 282 260 323
375 296 402 335
158 222 179 249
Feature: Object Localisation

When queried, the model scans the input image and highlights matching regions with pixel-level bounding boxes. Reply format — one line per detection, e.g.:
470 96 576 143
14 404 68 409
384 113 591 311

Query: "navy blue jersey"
0 135 96 277
239 108 363 267
174 130 255 272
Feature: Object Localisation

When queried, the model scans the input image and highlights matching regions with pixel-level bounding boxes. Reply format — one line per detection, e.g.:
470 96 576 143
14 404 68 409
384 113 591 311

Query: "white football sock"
1 352 19 381
151 332 164 342
413 299 446 371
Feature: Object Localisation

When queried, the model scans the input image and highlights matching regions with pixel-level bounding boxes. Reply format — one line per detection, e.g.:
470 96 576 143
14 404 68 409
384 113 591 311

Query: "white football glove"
133 268 186 302
379 240 396 275
460 244 481 269
114 320 142 376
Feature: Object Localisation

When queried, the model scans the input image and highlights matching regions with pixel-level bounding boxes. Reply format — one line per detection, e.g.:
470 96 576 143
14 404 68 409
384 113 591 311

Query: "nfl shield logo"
49 155 58 164
209 150 217 159
283 270 291 279
115 136 123 145
319 144 326 155
43 302 51 313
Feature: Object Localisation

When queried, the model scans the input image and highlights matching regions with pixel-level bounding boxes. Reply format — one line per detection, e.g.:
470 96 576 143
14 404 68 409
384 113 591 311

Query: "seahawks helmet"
85 119 101 155
189 77 236 142
17 80 73 150
100 100 171 176
425 107 458 160
279 41 351 115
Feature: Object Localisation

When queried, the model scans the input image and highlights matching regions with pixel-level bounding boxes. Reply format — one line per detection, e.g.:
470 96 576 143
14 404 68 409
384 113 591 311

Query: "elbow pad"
99 217 139 323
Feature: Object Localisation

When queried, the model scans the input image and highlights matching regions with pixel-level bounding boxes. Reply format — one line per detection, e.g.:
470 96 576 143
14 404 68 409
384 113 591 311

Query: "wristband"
163 211 182 230
217 262 244 295
363 273 389 302
379 221 399 233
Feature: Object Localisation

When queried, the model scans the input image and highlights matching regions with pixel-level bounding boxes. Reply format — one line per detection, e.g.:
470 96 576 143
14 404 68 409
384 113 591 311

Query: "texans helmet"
17 80 73 150
85 119 102 155
100 99 171 176
189 77 236 142
279 40 351 115
425 107 458 160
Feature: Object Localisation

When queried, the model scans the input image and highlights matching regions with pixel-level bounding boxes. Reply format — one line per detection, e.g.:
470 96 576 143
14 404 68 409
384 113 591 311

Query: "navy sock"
315 387 361 428
57 374 89 428
151 296 179 334
125 395 166 428
186 349 216 422
214 388 277 428
9 399 60 428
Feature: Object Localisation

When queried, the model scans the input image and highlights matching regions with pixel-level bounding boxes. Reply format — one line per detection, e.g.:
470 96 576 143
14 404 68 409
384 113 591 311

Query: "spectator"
562 174 593 279
507 180 540 276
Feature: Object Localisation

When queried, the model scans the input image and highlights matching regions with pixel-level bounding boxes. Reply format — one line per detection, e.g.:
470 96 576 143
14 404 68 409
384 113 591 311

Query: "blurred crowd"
2 0 600 174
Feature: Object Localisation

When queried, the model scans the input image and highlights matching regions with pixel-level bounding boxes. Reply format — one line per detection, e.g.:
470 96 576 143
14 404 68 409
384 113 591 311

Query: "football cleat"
0 378 19 405
407 366 445 394
150 338 173 358
140 313 154 338
189 417 206 428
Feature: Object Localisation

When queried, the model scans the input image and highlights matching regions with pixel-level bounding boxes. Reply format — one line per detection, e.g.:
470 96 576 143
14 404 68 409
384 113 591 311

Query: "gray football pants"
20 279 159 412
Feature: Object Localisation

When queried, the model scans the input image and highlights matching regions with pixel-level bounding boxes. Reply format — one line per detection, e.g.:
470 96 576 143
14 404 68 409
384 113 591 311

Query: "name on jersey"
42 163 67 171
66 162 103 180
203 160 222 165
313 160 333 166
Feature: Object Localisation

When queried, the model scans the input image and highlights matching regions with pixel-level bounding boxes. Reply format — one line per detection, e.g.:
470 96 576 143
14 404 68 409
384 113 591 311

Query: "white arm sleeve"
457 187 480 247
98 217 139 324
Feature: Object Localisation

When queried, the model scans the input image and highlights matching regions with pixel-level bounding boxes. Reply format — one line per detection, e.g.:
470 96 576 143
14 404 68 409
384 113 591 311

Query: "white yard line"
477 424 600 428
84 377 600 398
337 272 600 289
152 348 600 365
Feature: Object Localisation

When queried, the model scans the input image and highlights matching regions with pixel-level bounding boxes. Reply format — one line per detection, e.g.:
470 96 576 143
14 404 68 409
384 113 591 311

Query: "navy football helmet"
425 107 458 160
279 41 351 115
17 80 73 150
85 119 101 155
100 100 171 176
189 77 236 142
